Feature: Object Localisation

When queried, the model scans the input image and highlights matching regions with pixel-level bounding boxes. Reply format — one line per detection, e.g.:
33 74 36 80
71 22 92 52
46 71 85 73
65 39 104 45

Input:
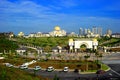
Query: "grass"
0 56 110 73
29 60 103 71
0 65 50 80
84 63 110 72
101 64 110 70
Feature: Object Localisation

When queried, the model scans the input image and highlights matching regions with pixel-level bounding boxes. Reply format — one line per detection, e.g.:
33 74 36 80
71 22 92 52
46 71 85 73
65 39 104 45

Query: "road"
24 53 120 80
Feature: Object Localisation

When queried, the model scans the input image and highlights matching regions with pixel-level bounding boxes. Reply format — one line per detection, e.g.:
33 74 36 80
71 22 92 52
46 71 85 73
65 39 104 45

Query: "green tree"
45 53 51 60
84 55 90 71
98 53 103 69
44 46 51 52
24 51 28 61
34 51 38 61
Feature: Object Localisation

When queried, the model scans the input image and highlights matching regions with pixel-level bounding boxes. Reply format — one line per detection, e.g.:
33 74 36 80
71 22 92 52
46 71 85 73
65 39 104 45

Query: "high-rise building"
79 28 83 36
106 29 112 35
97 27 102 36
92 27 97 34
84 28 88 35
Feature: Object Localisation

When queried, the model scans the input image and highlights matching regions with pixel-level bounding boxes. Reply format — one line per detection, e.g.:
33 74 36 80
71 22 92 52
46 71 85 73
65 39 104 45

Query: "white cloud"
0 0 120 33
0 0 52 18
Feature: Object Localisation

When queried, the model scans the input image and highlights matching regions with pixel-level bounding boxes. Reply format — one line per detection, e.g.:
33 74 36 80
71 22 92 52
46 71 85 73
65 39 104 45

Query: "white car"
34 66 41 71
46 66 54 72
31 60 36 63
19 65 28 69
63 67 69 72
5 63 13 67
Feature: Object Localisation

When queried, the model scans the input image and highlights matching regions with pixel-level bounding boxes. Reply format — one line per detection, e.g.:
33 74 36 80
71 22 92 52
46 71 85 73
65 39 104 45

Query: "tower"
98 27 102 36
92 38 98 50
79 28 83 36
84 28 88 35
69 39 74 53
92 27 97 34
106 29 112 35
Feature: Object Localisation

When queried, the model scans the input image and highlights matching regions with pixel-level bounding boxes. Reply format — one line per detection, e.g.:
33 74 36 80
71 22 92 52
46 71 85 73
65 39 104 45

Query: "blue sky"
0 0 120 34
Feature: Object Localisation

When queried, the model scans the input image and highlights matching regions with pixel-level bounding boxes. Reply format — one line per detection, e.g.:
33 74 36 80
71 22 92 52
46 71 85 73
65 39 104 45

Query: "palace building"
49 26 66 37
69 38 98 52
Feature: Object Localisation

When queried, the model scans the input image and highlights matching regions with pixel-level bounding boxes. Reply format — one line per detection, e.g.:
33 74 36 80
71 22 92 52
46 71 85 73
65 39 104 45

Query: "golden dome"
69 39 73 42
54 26 61 31
93 38 97 42
18 32 24 36
19 32 23 34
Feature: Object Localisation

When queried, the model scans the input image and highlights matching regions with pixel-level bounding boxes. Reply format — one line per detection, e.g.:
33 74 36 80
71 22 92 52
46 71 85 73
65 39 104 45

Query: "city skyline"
0 0 120 34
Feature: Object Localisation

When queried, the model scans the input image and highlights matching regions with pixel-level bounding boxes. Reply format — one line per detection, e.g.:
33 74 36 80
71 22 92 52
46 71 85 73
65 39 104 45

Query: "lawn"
0 57 110 72
29 60 109 72
0 64 50 80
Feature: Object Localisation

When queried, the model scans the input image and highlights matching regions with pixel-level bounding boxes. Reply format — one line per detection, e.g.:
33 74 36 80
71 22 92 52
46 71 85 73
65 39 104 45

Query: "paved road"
24 53 120 80
25 68 120 80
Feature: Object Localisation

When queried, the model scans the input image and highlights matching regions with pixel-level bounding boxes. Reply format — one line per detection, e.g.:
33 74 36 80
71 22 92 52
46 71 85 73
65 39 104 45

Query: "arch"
79 42 89 48
80 44 87 48
79 42 89 52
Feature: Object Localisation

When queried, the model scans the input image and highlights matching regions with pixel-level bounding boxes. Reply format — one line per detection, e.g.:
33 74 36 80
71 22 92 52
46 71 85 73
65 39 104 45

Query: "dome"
54 26 61 31
19 32 23 34
93 38 97 42
18 32 24 36
69 39 73 42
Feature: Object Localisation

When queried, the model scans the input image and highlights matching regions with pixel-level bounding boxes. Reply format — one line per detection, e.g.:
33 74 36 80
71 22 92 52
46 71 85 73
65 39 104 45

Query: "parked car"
34 66 41 71
63 67 69 72
31 60 36 63
96 70 106 74
5 63 13 67
74 69 79 73
19 65 28 69
46 66 54 72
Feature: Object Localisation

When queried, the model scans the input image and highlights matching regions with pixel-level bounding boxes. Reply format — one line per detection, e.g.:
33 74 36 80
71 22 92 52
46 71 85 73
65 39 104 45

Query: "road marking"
111 69 120 76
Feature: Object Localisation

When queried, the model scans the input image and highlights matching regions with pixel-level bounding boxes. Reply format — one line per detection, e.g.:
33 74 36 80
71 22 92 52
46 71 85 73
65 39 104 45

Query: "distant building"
0 32 14 38
28 32 50 37
67 32 78 37
84 28 88 35
18 32 24 37
106 29 112 35
92 27 97 34
49 26 66 37
79 28 83 36
104 29 112 37
78 27 102 38
97 27 102 36
112 33 120 38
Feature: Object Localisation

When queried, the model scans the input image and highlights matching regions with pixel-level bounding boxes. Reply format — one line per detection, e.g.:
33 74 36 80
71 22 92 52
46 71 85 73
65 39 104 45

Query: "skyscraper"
106 29 112 35
84 28 88 35
97 27 102 36
79 28 83 36
92 27 97 34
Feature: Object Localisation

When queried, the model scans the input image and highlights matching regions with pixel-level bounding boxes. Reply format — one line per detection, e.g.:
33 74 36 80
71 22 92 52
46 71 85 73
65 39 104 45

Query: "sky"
0 0 120 34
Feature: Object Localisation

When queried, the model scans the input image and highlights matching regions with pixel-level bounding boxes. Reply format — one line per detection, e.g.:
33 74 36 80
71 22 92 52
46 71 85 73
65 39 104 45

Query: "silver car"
63 67 69 72
46 66 54 72
34 66 41 70
5 63 13 67
19 65 28 69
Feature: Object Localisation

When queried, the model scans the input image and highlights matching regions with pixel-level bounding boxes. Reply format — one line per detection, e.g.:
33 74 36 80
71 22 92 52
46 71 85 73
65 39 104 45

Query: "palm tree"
45 53 51 60
84 55 90 71
98 53 103 69
95 50 99 63
24 51 28 61
95 50 102 70
34 51 38 61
